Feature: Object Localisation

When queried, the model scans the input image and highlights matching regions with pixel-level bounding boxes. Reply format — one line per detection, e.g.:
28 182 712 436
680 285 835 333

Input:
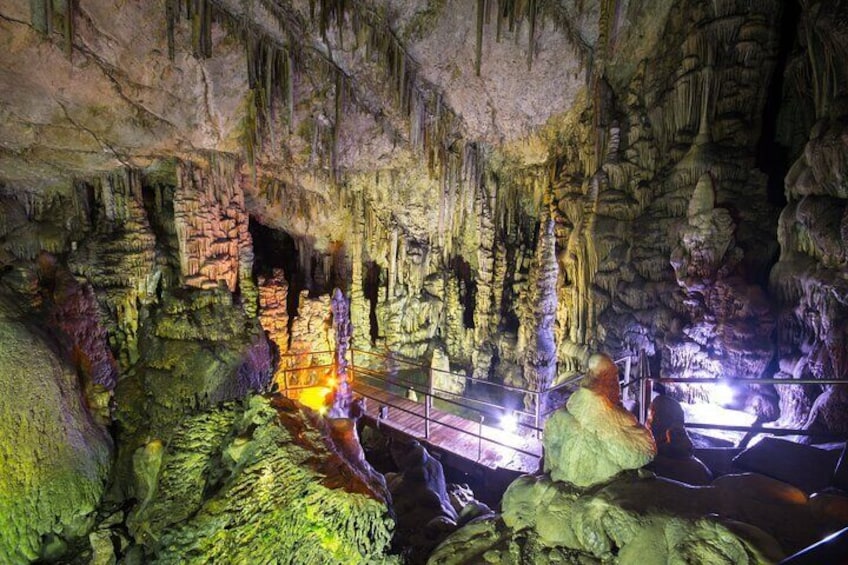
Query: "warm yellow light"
299 386 332 411
326 377 337 388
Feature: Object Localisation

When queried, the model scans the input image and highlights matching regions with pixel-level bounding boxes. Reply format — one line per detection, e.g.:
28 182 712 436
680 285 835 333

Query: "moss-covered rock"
0 299 112 563
430 473 786 565
129 395 398 564
111 288 272 498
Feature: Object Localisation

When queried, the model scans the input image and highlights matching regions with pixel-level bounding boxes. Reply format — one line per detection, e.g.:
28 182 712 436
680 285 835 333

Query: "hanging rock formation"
0 0 847 562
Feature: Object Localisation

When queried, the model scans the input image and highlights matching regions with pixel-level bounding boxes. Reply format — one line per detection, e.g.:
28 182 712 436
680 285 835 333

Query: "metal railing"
277 348 584 433
275 347 591 466
276 346 848 455
627 350 848 444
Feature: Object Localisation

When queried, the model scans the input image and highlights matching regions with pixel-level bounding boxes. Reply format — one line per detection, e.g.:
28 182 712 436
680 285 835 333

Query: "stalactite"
45 0 53 34
190 0 212 59
388 225 398 301
331 71 343 183
475 0 485 76
527 0 536 71
166 0 178 60
29 0 74 58
63 0 74 58
596 0 616 69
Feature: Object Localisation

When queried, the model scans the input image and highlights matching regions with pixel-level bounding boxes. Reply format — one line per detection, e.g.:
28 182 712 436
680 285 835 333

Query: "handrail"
278 349 672 428
353 386 541 460
280 346 591 398
277 346 604 437
276 347 651 457
342 347 554 395
355 368 541 434
354 365 537 419
276 347 549 466
684 422 846 438
653 377 848 385
640 374 848 442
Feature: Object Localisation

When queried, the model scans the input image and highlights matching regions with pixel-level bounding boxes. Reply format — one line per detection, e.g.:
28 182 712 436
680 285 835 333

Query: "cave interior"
1 0 848 563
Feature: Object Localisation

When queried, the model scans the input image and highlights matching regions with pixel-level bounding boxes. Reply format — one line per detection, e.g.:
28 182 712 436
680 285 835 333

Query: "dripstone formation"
1 0 847 563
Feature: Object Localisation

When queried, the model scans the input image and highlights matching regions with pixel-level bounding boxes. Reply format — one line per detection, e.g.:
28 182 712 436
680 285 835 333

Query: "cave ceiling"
0 0 670 245
2 0 845 417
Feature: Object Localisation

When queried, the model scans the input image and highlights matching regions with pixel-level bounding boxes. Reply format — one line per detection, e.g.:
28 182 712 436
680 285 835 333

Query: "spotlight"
712 381 735 407
500 411 518 433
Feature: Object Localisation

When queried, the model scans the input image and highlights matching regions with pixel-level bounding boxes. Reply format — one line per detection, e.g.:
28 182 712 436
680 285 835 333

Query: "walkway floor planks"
351 381 542 474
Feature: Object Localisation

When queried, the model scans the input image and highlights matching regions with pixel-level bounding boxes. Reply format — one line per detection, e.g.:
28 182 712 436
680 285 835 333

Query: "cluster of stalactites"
473 0 540 74
174 157 257 315
29 0 74 58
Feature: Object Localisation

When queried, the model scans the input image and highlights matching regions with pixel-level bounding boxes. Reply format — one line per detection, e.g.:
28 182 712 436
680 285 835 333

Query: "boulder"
732 437 840 493
387 440 460 560
0 301 112 562
646 395 713 484
543 385 656 487
432 473 787 565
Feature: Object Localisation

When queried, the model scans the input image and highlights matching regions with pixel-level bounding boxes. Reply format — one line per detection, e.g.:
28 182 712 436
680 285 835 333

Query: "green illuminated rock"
128 395 398 564
0 300 112 563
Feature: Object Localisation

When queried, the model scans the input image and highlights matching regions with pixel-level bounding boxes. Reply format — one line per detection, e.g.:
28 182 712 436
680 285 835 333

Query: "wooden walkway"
351 380 542 474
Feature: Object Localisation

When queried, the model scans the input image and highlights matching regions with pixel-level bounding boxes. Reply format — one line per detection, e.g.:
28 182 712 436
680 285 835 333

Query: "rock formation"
386 439 458 562
543 353 656 487
329 287 353 416
647 394 714 485
428 373 842 565
0 298 112 562
0 0 847 562
126 395 395 563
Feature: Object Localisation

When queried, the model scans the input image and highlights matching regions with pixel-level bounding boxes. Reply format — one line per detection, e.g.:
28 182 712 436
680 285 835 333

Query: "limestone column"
329 288 353 417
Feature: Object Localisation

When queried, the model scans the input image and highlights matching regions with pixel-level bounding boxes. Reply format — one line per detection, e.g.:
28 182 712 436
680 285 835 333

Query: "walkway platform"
352 380 542 474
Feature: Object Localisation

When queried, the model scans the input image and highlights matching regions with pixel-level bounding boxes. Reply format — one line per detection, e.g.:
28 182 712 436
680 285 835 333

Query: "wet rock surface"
126 395 396 563
543 355 656 488
0 297 112 562
0 0 847 562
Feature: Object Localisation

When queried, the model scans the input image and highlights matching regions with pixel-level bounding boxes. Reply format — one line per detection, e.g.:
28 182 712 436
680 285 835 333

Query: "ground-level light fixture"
500 411 518 433
711 380 736 407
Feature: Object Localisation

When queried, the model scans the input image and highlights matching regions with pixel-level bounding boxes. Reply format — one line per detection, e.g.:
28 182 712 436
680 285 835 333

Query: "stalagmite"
523 214 558 410
329 288 353 417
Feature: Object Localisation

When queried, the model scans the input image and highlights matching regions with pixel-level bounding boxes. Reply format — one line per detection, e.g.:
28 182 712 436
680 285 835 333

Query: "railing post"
535 392 542 438
425 365 433 439
638 353 650 425
477 415 484 461
283 367 289 398
424 393 431 439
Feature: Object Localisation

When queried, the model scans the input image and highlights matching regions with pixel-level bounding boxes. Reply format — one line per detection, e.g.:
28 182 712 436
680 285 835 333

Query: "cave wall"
0 296 112 562
2 0 846 419
561 0 785 406
1 0 848 558
769 0 848 434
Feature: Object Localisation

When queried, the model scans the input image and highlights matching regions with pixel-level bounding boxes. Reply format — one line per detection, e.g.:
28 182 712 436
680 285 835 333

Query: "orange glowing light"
298 386 332 411
326 377 337 388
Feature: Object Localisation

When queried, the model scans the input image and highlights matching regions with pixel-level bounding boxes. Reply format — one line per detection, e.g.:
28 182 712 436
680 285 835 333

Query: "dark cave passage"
249 218 301 318
364 260 381 343
755 0 801 208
